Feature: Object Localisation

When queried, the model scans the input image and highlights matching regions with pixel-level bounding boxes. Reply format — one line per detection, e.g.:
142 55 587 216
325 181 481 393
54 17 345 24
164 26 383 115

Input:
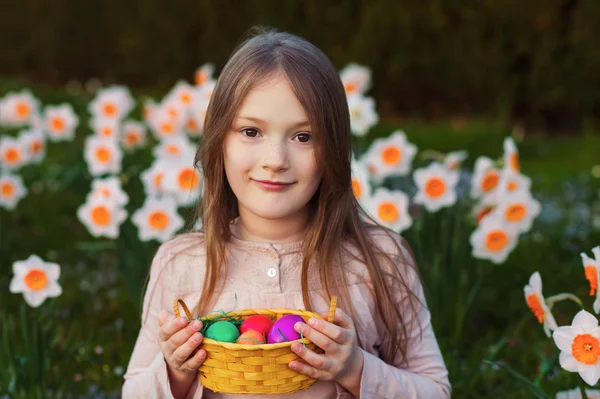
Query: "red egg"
240 315 274 335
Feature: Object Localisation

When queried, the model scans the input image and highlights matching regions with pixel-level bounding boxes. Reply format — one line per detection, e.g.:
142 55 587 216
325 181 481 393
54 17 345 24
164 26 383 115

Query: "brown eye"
295 133 312 143
241 128 259 138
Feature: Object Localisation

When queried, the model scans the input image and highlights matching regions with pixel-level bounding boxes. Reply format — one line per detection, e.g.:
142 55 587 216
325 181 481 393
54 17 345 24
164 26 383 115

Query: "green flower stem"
545 293 583 309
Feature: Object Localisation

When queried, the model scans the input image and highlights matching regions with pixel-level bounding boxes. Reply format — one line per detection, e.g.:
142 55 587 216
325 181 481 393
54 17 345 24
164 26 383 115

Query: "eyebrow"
237 116 310 128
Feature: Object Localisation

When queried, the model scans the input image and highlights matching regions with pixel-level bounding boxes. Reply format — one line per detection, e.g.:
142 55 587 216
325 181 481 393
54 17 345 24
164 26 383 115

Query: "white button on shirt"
267 267 277 278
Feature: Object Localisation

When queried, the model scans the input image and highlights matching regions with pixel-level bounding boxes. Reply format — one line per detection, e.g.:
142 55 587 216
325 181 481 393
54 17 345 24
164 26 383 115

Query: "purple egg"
267 314 305 344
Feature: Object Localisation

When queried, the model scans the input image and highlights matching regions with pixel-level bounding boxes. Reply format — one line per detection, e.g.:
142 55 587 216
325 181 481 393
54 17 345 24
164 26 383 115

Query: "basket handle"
173 299 193 320
327 295 337 323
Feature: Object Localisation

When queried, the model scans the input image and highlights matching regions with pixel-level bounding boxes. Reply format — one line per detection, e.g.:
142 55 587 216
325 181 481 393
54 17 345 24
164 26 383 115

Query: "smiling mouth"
252 179 294 191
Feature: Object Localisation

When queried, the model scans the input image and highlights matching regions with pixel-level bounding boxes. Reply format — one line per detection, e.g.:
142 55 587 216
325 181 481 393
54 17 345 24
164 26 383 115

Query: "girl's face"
224 74 323 227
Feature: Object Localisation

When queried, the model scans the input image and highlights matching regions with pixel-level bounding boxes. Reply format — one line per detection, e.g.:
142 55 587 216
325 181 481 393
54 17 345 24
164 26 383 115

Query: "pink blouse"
122 228 451 398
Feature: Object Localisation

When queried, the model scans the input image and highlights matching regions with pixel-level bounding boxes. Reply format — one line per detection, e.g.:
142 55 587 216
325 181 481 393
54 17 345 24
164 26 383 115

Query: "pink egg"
267 314 305 344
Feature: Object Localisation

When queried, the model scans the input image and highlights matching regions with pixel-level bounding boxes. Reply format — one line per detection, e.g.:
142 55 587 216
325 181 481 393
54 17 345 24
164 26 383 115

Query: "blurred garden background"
1 1 600 398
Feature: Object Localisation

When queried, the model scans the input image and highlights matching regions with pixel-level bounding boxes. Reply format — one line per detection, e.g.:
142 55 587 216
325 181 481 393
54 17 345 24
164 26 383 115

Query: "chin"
246 205 303 221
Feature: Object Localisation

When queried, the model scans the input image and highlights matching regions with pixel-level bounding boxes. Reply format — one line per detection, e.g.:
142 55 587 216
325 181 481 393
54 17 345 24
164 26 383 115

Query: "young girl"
123 27 450 399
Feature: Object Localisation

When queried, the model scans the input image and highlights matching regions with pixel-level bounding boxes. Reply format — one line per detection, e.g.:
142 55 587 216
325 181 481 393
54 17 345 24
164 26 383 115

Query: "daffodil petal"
573 309 599 328
554 326 579 353
9 277 25 293
23 291 47 308
579 364 600 386
559 351 579 372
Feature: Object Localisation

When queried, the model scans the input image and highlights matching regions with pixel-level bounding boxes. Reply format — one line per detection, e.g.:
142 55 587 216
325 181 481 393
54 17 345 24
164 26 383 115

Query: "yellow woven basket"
173 296 337 394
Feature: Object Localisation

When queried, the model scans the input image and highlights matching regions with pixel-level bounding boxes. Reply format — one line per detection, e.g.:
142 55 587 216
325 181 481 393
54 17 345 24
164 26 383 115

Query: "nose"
261 141 289 171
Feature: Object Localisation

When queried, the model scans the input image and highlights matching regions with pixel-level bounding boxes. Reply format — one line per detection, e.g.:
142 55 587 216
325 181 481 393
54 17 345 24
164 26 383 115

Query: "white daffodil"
131 197 184 242
90 117 120 140
443 150 468 171
19 129 46 164
503 137 520 173
470 215 518 264
0 136 28 170
147 106 185 141
166 80 196 109
491 189 541 234
88 86 134 120
87 176 129 207
185 98 209 136
83 136 123 176
347 94 378 137
351 156 372 206
553 309 600 386
44 104 79 142
195 63 215 86
524 271 558 337
142 98 158 123
153 135 196 163
365 187 412 233
0 173 27 210
470 156 501 200
0 90 40 127
162 162 203 207
120 120 147 151
413 162 459 212
195 80 216 103
497 168 532 197
9 255 62 307
582 247 600 314
340 63 372 96
141 159 169 197
556 387 600 399
363 130 417 178
77 196 127 239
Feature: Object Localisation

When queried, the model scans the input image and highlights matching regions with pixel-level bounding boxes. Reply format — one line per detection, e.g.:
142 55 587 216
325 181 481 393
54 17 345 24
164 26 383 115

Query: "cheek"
224 140 254 176
297 154 322 187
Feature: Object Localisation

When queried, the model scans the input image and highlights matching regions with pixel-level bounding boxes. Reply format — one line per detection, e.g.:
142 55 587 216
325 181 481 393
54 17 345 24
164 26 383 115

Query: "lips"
253 180 292 185
252 179 294 191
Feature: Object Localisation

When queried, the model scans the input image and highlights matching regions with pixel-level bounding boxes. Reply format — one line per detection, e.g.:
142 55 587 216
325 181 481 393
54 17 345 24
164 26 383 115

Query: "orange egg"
236 329 266 345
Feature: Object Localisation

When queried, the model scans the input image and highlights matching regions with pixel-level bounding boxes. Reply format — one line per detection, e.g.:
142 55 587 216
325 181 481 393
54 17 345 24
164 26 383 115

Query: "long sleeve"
358 238 451 398
122 243 204 399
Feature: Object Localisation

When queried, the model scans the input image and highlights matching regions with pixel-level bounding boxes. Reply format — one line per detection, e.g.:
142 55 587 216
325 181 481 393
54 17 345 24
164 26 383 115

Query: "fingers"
170 319 203 347
158 316 189 342
294 321 341 352
171 331 205 368
289 343 331 377
303 317 351 346
181 347 208 371
320 308 355 330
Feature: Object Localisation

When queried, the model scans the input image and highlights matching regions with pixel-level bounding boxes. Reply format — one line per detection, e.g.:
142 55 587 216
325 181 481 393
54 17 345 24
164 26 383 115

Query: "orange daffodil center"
572 334 600 365
24 269 48 291
526 294 545 323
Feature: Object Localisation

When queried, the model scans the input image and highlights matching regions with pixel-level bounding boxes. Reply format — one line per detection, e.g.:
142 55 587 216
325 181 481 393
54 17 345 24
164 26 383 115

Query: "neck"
232 209 308 244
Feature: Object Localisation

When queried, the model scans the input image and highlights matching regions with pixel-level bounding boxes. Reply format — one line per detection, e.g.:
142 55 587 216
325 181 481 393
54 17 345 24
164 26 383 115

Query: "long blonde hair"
182 26 424 366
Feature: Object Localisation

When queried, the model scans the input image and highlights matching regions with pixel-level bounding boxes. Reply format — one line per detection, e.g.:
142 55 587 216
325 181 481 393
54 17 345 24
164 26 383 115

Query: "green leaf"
483 360 551 399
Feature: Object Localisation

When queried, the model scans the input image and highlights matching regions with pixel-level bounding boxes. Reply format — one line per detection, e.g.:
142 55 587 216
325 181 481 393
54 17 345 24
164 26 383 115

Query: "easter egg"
240 315 274 335
205 321 240 343
267 314 305 344
236 329 266 345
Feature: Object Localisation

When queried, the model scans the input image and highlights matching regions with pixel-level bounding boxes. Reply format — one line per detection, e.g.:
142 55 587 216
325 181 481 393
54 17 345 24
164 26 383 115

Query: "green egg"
205 321 240 343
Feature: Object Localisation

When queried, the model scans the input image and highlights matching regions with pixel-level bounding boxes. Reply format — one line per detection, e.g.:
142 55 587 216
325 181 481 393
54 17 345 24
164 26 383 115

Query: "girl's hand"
157 310 207 379
288 308 364 395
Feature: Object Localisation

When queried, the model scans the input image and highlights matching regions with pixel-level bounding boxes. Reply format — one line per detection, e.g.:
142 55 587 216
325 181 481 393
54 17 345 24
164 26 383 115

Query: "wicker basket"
173 296 337 394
